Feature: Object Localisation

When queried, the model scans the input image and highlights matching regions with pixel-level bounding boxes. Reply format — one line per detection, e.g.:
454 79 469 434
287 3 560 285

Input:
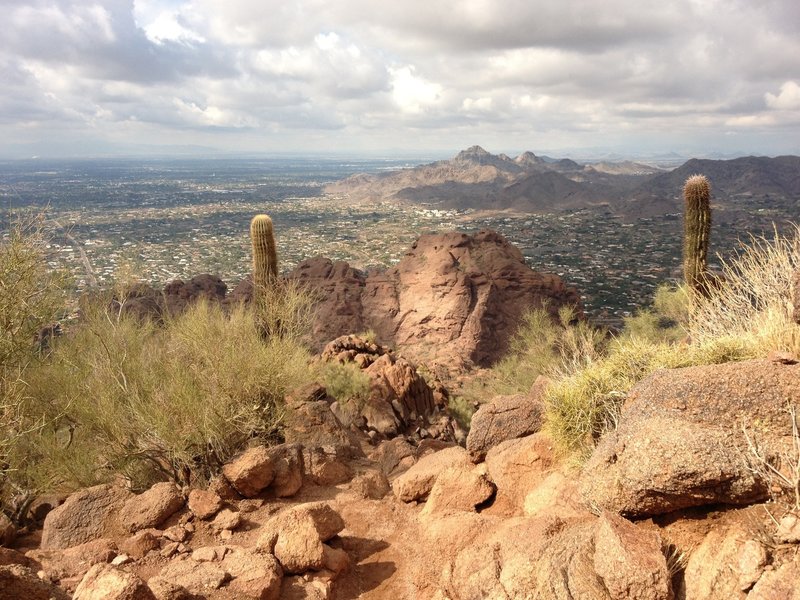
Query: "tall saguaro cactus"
683 174 712 297
250 214 278 300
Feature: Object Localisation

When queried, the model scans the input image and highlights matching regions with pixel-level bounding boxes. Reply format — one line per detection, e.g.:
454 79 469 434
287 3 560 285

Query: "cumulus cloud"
0 0 798 156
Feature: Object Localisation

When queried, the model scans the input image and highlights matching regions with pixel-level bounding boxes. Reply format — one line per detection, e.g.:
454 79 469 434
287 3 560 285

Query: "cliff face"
289 230 582 374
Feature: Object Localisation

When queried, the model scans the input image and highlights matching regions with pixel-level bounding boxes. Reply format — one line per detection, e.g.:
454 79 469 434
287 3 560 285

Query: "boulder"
347 469 391 500
211 508 242 532
483 432 555 515
0 513 15 547
392 446 471 502
145 577 192 600
41 484 133 550
0 547 40 569
119 530 160 560
580 359 800 517
289 230 582 374
280 573 334 600
256 503 345 574
0 564 70 600
523 471 588 520
303 446 354 486
187 488 223 520
73 563 155 600
155 558 229 594
29 537 117 582
268 443 304 497
748 562 800 599
222 446 275 498
283 383 363 451
738 540 768 592
221 546 283 600
119 483 184 532
466 377 548 462
681 525 748 600
420 465 495 517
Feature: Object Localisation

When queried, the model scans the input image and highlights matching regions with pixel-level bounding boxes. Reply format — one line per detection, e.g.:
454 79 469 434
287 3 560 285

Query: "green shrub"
12 295 314 496
319 361 371 411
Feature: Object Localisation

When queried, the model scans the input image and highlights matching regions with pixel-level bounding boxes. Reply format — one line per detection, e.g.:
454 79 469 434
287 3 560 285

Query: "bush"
11 294 314 496
1 216 66 511
620 284 690 345
319 361 371 410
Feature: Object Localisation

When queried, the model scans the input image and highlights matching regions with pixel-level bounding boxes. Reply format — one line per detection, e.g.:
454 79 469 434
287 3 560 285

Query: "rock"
28 494 67 523
0 513 15 547
421 465 495 517
111 554 131 566
466 377 548 461
283 383 363 451
119 530 160 560
222 446 275 498
368 437 417 478
156 558 229 594
41 484 133 550
256 503 345 574
748 562 800 599
593 511 671 600
738 540 768 591
208 474 239 501
392 446 471 502
682 525 747 600
211 508 242 532
162 274 227 316
0 547 40 569
221 546 283 600
146 577 192 600
303 446 354 486
268 443 304 497
484 432 555 515
28 537 118 582
162 525 188 543
280 573 333 600
187 489 223 520
580 359 800 517
289 230 582 374
523 471 588 520
348 470 391 500
73 563 156 600
321 545 350 575
191 546 228 562
0 564 71 600
776 513 800 543
118 483 184 533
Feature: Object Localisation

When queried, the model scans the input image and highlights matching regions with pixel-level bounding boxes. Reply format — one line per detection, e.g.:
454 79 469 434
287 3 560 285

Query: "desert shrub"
12 294 314 496
448 396 476 432
621 284 690 344
686 226 800 358
0 216 66 511
320 361 371 410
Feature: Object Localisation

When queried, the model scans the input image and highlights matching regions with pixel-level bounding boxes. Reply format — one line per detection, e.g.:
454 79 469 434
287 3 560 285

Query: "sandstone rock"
119 530 160 560
208 474 239 501
119 483 184 533
776 513 800 543
187 488 223 520
0 564 70 600
73 563 155 600
738 540 768 591
748 562 800 599
303 446 354 486
420 465 495 517
280 573 333 600
145 577 192 600
162 274 227 316
223 446 275 498
348 470 391 500
682 525 747 600
392 446 470 502
28 537 117 582
211 508 242 532
284 383 363 450
191 545 228 562
289 231 582 374
256 503 345 574
368 437 416 478
0 547 40 569
41 484 133 550
466 378 547 462
156 558 229 594
0 513 15 547
268 443 304 497
580 359 800 517
221 546 283 600
593 511 671 600
484 432 555 515
321 545 350 575
523 471 588 520
28 494 67 523
161 525 187 543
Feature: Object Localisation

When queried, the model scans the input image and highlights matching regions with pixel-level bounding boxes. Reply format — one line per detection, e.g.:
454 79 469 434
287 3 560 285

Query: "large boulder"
73 564 155 600
580 359 800 517
41 484 133 550
222 446 275 498
0 564 71 600
285 230 581 373
392 446 471 502
118 482 184 533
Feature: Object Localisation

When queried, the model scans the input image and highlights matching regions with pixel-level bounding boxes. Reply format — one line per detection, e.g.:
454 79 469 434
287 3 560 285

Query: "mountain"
325 147 800 216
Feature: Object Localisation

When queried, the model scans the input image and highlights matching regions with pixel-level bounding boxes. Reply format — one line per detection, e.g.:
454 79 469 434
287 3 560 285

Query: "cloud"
0 0 798 156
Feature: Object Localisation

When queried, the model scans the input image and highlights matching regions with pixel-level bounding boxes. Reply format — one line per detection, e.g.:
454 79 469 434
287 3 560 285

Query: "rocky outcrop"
282 230 580 373
580 359 800 517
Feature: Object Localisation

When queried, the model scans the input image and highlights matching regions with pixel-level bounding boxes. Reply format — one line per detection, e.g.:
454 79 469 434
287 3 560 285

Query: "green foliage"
448 396 476 433
8 297 314 498
319 361 371 411
621 284 691 345
683 174 712 297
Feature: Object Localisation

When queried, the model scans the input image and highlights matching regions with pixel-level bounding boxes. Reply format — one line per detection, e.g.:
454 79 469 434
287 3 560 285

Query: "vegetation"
683 174 712 297
250 214 278 302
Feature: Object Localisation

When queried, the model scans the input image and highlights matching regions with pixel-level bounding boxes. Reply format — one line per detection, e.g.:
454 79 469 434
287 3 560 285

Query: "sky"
1 0 799 159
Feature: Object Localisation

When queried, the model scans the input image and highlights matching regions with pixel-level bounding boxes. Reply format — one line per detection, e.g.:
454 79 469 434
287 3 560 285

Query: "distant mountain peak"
515 151 544 166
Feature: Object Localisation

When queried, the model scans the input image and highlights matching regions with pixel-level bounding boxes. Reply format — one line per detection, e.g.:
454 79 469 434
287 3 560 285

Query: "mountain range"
325 146 800 217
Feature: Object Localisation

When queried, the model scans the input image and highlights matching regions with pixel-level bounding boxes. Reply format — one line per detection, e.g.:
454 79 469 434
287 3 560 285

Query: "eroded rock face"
580 359 800 517
284 230 580 373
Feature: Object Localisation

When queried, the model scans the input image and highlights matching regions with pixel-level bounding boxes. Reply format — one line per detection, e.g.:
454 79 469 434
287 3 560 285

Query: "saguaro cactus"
250 214 278 298
683 174 712 297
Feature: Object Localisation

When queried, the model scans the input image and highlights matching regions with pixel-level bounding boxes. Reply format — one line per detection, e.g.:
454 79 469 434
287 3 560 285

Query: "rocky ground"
2 345 800 600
